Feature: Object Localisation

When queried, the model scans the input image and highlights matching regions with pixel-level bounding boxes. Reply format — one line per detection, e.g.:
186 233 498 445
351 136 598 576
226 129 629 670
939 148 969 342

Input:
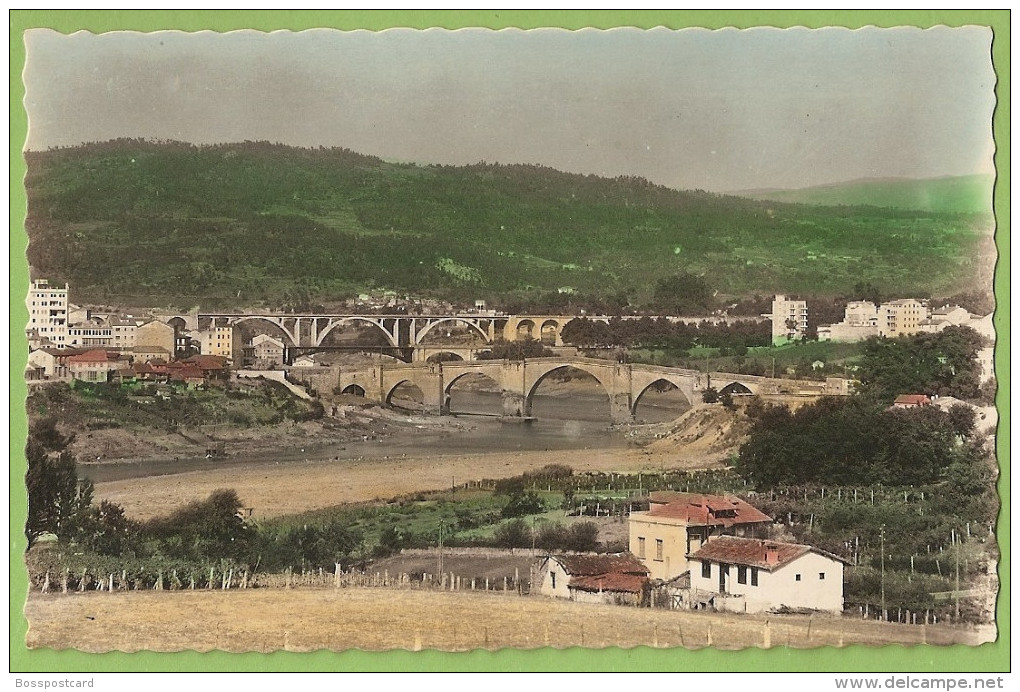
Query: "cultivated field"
24 588 992 653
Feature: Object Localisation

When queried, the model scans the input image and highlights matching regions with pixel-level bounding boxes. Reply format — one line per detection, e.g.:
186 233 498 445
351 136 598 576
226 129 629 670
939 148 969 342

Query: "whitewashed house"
536 554 649 606
688 536 848 614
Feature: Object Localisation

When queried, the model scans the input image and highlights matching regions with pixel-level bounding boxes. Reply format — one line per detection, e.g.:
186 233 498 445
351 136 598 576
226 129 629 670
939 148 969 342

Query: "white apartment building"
765 295 808 345
26 279 70 347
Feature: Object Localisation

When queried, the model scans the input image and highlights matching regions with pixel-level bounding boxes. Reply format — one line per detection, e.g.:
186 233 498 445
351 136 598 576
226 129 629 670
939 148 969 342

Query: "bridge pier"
610 393 635 425
500 390 528 419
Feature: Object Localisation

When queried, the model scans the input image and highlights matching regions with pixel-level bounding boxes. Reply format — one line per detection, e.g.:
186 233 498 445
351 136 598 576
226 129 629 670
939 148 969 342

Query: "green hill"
735 175 994 214
23 140 994 309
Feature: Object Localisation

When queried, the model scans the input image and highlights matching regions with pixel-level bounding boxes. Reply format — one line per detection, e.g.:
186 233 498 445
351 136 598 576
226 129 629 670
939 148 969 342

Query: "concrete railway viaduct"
158 311 765 353
326 357 823 425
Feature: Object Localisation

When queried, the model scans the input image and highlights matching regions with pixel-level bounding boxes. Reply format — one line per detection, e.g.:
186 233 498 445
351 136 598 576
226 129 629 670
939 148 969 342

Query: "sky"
22 26 996 193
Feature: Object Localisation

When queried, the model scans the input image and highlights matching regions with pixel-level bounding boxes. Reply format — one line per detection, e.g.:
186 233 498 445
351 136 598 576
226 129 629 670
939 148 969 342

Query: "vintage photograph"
18 22 1001 655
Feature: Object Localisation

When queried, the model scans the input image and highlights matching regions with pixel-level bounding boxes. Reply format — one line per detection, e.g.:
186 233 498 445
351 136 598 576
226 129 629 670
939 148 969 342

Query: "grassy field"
23 588 992 653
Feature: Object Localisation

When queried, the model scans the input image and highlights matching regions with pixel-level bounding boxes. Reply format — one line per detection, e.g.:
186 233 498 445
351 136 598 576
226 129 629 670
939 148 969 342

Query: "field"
24 588 992 653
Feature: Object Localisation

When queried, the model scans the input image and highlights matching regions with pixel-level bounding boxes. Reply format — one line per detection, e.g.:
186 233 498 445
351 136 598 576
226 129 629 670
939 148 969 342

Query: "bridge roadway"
158 310 765 349
329 356 834 425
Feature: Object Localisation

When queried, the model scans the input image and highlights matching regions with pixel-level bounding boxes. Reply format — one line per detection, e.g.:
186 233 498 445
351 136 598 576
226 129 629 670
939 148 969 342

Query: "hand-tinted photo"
21 25 999 652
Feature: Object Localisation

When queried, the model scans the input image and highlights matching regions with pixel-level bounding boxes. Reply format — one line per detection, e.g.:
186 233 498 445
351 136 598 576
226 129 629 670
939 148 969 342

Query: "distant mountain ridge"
733 174 994 214
23 140 993 309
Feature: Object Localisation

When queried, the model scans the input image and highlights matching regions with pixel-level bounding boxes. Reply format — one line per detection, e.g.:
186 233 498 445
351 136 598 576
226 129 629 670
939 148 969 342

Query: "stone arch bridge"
333 357 811 424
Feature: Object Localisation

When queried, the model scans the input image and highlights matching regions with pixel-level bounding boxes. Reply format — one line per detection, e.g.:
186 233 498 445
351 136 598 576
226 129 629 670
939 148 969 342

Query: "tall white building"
26 279 69 348
765 295 808 345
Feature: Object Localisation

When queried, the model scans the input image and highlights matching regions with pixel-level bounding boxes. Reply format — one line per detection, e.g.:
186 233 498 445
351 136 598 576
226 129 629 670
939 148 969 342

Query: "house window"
819 572 825 580
795 574 802 581
701 561 711 579
637 537 646 558
737 566 747 584
550 572 556 589
655 539 663 561
751 568 758 586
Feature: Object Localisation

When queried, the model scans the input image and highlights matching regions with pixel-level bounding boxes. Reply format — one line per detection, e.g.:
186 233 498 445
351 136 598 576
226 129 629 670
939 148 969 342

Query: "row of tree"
560 315 770 350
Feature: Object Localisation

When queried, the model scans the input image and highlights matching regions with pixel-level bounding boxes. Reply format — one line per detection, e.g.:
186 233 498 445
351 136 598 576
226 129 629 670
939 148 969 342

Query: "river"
81 390 688 484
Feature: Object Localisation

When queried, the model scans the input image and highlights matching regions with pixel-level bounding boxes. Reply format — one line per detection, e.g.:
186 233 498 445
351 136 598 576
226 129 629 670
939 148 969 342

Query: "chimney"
764 541 778 566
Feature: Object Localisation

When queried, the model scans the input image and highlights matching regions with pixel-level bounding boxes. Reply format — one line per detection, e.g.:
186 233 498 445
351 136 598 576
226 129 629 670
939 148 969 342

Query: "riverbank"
94 444 723 521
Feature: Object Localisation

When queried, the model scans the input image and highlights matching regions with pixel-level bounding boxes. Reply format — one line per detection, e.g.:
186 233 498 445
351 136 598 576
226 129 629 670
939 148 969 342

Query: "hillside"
24 140 994 309
735 174 994 215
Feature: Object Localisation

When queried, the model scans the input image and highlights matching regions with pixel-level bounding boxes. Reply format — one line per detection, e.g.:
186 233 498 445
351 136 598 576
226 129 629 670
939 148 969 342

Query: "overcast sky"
23 26 995 192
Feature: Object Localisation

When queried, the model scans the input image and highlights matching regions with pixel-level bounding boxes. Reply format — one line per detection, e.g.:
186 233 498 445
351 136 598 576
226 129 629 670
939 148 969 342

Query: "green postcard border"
8 9 1010 673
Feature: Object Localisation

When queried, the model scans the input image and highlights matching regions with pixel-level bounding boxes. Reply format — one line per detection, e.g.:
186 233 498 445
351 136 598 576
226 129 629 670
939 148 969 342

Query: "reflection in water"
83 390 688 484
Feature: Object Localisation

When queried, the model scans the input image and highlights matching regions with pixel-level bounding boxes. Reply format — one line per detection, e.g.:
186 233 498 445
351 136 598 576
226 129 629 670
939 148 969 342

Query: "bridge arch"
717 380 758 396
425 351 465 364
632 376 694 416
523 362 615 416
230 316 300 347
339 383 366 397
539 319 561 344
384 378 427 409
315 317 398 348
413 317 490 346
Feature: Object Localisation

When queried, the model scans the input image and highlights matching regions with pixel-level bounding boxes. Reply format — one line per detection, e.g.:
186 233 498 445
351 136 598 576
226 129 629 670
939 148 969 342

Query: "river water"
81 390 688 484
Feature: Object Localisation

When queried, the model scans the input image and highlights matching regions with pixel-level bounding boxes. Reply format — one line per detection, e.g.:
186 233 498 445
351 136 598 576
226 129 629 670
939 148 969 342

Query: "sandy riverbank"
94 445 723 521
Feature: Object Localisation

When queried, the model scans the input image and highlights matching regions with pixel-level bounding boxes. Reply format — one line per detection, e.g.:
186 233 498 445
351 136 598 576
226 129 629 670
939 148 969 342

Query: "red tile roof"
182 355 230 370
551 554 649 577
689 536 849 571
170 366 205 381
569 572 648 594
644 493 772 528
893 394 930 406
67 349 122 364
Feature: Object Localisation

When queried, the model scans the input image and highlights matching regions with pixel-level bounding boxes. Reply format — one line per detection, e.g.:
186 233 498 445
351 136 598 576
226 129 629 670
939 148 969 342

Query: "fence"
32 564 531 596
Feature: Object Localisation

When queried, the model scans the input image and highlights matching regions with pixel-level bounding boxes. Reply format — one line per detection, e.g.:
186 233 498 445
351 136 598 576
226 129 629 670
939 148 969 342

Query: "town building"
67 318 114 348
109 316 141 349
629 493 773 581
26 279 70 348
26 347 86 381
878 299 927 338
688 536 848 614
536 554 649 606
764 295 808 345
817 301 880 342
199 325 234 360
66 349 131 383
135 320 176 356
245 334 286 368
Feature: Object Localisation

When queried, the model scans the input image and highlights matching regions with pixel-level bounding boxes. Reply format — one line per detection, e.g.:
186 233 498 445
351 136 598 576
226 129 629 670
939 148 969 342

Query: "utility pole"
880 524 886 622
438 521 444 580
954 529 961 622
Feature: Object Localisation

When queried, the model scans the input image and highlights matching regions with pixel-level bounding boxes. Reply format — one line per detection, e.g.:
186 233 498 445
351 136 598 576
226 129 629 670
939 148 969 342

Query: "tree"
855 327 984 404
26 446 94 547
652 272 714 315
25 417 95 548
144 488 251 560
494 519 530 548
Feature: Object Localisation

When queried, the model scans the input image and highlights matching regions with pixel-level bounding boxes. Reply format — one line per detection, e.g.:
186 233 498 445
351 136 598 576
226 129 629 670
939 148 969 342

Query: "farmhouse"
688 536 848 614
629 493 772 580
536 554 649 606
